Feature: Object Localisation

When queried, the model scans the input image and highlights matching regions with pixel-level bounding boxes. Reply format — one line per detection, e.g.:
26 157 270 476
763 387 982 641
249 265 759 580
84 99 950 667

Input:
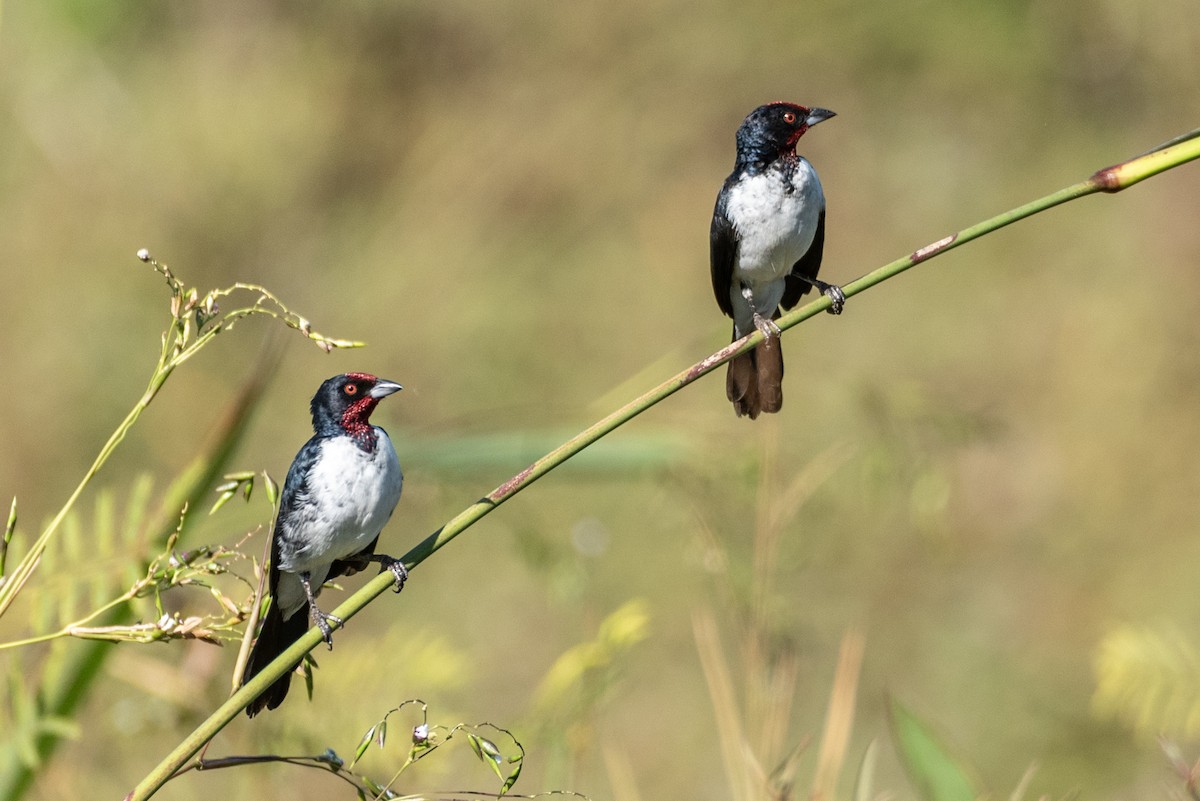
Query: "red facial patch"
341 395 380 445
340 373 382 445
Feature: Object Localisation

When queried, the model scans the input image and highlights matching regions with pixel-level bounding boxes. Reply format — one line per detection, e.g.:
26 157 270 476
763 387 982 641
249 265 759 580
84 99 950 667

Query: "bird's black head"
734 102 835 167
310 372 403 440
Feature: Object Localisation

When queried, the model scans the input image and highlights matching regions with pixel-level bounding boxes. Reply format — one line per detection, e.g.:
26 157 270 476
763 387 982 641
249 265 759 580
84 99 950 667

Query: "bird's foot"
368 554 409 593
752 312 781 339
299 570 342 650
310 606 343 650
815 280 846 315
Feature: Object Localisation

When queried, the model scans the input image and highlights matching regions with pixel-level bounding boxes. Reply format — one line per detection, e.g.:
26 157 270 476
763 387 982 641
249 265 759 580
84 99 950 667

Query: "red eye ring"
344 384 358 395
783 111 797 124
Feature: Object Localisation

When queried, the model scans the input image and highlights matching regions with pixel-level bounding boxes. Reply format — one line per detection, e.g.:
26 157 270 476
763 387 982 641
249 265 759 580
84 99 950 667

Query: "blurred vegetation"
0 1 1198 800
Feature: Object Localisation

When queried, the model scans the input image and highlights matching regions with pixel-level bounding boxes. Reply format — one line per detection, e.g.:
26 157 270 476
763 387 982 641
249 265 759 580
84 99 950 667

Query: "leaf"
500 752 523 795
888 697 981 801
353 725 377 766
303 656 316 701
37 715 82 741
209 488 238 516
263 471 280 508
1 496 16 579
467 733 507 782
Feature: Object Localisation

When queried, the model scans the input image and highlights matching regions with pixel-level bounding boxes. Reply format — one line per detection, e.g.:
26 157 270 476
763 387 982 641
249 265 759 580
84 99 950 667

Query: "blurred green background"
1 1 1199 799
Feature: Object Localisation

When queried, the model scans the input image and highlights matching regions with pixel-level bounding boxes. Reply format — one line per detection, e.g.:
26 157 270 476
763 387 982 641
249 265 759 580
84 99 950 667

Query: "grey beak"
805 108 836 127
369 380 403 399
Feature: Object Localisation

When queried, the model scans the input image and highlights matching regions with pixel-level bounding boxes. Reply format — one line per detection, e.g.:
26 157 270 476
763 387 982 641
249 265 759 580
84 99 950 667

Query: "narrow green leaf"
1 496 16 579
37 716 81 741
303 655 317 701
889 698 981 801
466 734 505 781
501 756 522 794
209 490 237 516
263 471 279 507
352 725 377 765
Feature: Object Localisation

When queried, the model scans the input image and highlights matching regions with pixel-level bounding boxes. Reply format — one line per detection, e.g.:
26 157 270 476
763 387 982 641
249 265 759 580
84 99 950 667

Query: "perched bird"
242 372 407 716
709 101 843 419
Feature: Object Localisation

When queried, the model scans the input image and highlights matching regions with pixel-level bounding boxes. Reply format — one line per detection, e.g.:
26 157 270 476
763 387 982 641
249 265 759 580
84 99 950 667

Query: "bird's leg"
299 571 342 650
364 553 409 593
742 285 781 338
796 276 846 315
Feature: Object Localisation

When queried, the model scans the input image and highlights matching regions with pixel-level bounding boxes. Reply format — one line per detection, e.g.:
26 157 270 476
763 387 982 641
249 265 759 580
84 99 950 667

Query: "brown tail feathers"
726 328 784 420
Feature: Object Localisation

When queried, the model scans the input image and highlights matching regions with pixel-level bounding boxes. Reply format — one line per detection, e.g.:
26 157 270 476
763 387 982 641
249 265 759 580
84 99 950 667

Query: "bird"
709 101 843 419
242 372 407 716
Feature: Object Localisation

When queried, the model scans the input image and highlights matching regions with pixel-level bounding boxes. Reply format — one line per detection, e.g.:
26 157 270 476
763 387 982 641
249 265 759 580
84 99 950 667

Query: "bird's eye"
783 111 797 124
344 384 359 396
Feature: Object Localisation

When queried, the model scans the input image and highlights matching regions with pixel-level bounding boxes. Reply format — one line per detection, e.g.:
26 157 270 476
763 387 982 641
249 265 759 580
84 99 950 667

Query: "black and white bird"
242 372 407 716
709 101 843 419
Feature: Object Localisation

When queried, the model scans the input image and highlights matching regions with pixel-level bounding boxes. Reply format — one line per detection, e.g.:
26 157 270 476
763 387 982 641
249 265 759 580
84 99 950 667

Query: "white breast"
277 430 404 578
725 157 824 288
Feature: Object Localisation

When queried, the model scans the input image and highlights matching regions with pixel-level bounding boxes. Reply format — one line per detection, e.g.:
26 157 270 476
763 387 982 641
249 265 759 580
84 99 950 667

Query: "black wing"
267 437 321 596
709 180 740 319
780 208 826 311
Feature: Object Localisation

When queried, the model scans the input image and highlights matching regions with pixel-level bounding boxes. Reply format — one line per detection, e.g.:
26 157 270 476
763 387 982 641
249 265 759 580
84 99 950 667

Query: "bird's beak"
805 108 836 127
369 380 404 399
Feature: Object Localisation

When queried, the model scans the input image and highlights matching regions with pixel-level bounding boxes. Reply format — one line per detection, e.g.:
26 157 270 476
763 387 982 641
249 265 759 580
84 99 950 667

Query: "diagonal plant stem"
0 325 174 617
0 254 362 800
0 369 275 801
126 127 1200 801
0 256 361 618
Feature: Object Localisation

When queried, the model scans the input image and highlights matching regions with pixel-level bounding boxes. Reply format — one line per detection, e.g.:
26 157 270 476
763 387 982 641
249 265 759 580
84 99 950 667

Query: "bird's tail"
242 599 308 716
726 326 784 419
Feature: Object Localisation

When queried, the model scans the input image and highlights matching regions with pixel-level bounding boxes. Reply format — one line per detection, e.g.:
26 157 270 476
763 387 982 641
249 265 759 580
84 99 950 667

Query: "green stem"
0 344 174 617
0 348 277 801
126 127 1200 801
0 497 15 579
0 590 138 651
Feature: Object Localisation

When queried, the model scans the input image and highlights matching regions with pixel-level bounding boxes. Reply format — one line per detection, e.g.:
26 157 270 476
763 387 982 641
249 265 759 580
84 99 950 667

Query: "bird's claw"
311 608 343 650
752 313 781 339
380 557 408 593
821 283 846 315
363 553 408 593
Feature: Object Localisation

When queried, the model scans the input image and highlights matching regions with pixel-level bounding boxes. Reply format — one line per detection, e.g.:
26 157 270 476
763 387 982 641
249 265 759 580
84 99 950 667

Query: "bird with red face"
242 372 406 716
710 102 843 419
